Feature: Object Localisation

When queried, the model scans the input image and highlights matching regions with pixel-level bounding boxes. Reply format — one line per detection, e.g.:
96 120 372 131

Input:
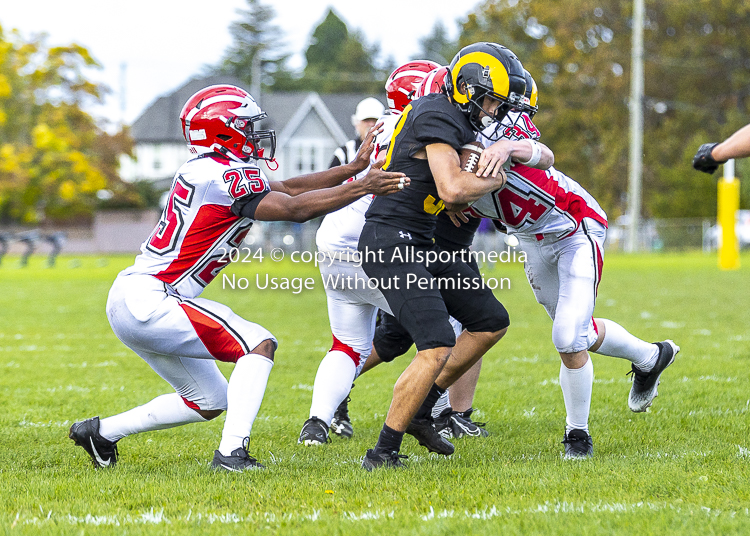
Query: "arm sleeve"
231 191 271 220
413 110 466 151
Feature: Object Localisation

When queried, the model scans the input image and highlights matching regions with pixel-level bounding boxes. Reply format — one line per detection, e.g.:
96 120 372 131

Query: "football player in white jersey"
298 61 439 446
464 72 680 459
68 84 409 472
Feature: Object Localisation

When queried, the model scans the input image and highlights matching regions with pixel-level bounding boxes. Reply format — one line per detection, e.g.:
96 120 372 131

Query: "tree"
457 0 750 218
0 24 133 224
418 21 459 65
299 9 383 93
213 0 298 92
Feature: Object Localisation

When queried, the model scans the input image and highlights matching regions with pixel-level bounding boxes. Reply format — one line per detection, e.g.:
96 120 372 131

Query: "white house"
120 75 387 188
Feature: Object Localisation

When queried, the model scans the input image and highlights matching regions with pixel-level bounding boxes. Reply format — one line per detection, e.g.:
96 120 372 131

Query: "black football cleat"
298 416 331 446
69 416 119 468
361 449 408 471
628 340 680 413
405 416 454 455
434 408 489 439
330 393 354 439
211 438 264 472
562 429 594 459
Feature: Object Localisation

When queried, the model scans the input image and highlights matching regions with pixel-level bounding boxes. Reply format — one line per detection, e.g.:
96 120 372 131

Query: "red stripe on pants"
331 334 361 367
594 242 604 295
179 303 245 363
182 397 200 410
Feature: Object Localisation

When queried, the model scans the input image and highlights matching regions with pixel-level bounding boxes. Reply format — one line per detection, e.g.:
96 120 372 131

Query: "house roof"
130 75 245 143
130 75 387 145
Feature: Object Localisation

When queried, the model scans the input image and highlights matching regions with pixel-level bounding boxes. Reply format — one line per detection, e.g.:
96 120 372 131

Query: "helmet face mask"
227 113 277 160
447 42 526 137
472 90 517 128
180 85 277 162
481 68 540 141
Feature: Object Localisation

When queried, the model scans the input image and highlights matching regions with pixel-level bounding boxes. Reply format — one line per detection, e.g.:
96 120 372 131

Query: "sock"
309 350 357 425
415 383 446 420
98 393 206 442
374 424 404 454
559 356 593 433
431 388 452 419
594 319 659 371
218 354 274 456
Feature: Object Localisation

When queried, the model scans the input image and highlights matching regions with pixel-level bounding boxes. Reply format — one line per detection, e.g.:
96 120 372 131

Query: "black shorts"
359 222 509 351
373 256 481 361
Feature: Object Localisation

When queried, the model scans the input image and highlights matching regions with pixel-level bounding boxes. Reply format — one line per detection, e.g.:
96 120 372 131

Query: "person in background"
693 123 750 173
330 97 386 169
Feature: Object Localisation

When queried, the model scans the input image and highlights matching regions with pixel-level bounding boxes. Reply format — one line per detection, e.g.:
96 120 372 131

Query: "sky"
1 0 480 129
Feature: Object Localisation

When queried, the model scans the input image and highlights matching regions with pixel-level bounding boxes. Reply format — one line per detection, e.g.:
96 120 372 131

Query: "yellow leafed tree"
0 23 133 224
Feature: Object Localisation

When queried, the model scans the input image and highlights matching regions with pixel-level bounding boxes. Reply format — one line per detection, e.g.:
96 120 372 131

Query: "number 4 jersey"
120 154 270 299
469 163 608 239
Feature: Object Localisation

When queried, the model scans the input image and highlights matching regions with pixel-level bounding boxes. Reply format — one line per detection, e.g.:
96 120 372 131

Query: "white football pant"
106 273 277 411
519 218 606 354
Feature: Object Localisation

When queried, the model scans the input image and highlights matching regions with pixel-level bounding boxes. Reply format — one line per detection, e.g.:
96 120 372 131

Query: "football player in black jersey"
358 42 527 470
350 69 554 442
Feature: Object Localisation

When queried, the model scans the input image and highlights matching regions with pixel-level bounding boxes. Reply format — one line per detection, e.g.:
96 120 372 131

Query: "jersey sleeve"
227 165 272 220
412 109 467 151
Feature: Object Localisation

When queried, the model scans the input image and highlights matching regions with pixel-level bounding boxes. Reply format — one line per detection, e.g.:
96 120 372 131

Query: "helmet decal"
448 42 526 138
451 51 512 104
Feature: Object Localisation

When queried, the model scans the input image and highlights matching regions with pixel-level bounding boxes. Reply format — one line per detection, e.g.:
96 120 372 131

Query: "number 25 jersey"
120 154 270 298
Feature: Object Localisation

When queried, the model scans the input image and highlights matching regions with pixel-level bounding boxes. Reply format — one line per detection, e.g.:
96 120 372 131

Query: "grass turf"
0 251 748 535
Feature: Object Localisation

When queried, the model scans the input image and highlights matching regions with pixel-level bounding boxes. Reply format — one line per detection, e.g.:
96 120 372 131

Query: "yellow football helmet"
446 42 526 139
522 69 539 118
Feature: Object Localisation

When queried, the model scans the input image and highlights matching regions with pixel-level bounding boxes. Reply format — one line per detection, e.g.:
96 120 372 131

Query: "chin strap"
266 158 279 171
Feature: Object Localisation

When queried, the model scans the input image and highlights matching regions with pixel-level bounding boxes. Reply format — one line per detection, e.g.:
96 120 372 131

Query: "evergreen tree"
299 9 382 93
418 21 459 65
214 0 297 92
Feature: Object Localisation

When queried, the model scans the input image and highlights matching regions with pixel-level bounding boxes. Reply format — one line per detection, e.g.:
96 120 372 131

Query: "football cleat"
211 438 264 472
330 394 354 439
562 429 594 459
69 416 119 468
298 417 331 446
628 340 680 413
405 416 455 455
361 449 408 471
434 408 489 439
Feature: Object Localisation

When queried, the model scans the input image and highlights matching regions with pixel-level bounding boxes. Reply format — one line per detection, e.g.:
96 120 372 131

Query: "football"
459 141 484 173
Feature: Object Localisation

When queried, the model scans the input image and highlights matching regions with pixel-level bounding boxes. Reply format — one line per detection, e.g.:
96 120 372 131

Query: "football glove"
692 143 726 174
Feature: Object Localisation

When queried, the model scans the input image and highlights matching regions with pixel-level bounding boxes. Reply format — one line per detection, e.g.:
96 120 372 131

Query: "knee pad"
460 299 510 334
372 316 414 362
552 319 584 354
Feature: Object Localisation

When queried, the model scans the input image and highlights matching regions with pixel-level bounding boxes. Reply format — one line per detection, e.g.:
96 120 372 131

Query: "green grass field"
1 251 749 535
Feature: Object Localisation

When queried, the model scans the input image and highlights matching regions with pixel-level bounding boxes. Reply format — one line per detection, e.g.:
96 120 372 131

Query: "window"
291 140 328 174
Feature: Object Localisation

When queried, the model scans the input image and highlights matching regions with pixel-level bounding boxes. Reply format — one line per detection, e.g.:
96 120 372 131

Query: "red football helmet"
414 66 449 98
385 59 440 113
179 85 276 162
